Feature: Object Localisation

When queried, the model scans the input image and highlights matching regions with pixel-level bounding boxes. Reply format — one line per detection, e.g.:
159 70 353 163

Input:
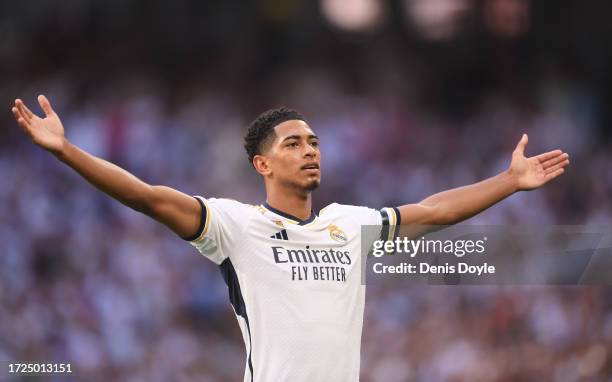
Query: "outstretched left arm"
397 134 570 228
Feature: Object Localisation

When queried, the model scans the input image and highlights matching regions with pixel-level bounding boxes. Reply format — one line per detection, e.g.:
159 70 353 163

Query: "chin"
304 179 320 191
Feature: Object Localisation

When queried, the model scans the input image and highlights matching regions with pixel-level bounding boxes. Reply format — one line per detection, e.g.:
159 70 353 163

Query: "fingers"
545 159 570 175
545 168 565 181
15 100 30 121
535 149 562 163
514 133 528 156
11 106 33 137
11 105 29 127
38 94 55 116
11 105 24 122
15 99 34 120
542 152 569 170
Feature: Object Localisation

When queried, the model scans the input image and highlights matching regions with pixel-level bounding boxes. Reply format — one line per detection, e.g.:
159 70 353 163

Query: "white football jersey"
186 197 400 382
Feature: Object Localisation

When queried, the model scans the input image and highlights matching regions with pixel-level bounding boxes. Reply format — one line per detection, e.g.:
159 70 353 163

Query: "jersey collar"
262 202 317 226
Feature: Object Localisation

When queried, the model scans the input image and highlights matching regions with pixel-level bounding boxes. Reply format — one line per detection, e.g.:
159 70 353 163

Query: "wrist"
504 168 520 193
52 137 71 161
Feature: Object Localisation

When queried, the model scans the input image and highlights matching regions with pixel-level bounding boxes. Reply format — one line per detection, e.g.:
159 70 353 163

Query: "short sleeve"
354 206 400 257
185 197 253 265
379 207 402 242
326 204 401 235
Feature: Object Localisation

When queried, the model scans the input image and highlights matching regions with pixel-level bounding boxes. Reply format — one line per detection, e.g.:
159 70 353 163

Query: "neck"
266 187 312 221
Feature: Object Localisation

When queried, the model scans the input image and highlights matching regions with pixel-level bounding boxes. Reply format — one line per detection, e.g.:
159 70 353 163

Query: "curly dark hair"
244 107 306 165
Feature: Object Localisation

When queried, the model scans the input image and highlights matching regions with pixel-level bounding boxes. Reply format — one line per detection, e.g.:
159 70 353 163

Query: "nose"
304 144 317 158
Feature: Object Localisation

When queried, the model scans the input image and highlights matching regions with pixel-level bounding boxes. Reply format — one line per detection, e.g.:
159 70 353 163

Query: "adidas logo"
270 229 289 240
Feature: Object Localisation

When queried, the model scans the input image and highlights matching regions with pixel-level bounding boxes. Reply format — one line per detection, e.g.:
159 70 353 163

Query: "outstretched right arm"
12 95 202 240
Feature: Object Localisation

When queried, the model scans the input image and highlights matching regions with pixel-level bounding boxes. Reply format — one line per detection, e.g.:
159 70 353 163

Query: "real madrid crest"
328 224 348 242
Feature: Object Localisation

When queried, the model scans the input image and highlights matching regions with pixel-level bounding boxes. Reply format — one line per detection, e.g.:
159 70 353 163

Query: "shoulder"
320 203 382 224
198 197 259 219
320 202 378 214
206 197 253 209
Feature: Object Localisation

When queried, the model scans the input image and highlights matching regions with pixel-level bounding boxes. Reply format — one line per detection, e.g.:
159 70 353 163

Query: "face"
255 120 321 192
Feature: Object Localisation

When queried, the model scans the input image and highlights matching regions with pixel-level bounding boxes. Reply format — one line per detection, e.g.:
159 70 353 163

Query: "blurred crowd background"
1 0 611 381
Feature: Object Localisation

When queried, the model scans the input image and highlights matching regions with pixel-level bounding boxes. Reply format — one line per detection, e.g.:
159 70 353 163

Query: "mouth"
301 163 320 175
301 163 320 171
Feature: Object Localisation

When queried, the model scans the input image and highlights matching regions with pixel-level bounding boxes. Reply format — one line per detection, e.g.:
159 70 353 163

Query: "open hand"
12 95 65 154
509 134 570 191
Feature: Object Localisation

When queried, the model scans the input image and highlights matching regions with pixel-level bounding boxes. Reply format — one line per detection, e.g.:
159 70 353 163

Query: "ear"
253 155 272 176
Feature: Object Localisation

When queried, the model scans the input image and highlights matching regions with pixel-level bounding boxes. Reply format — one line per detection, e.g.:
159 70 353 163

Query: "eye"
287 142 299 148
311 141 319 148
